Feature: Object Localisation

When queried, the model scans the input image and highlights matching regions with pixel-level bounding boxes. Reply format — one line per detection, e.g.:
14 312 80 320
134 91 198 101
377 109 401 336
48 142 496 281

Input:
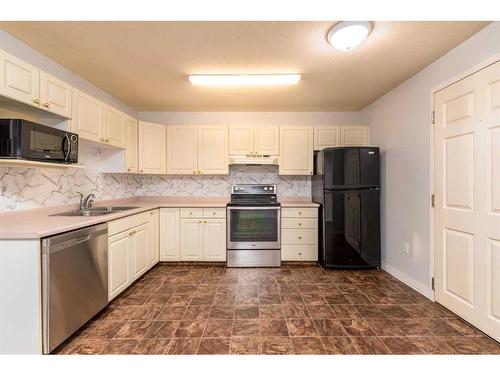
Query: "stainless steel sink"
50 206 139 217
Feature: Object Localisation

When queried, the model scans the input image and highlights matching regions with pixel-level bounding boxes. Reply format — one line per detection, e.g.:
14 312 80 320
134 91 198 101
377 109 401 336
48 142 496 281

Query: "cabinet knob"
189 212 192 215
299 252 302 255
298 236 302 240
212 212 216 215
204 220 207 224
106 139 110 143
140 170 144 173
150 212 154 215
298 222 302 226
43 103 50 108
298 212 302 215
100 138 105 142
199 220 202 223
33 98 40 105
127 168 131 172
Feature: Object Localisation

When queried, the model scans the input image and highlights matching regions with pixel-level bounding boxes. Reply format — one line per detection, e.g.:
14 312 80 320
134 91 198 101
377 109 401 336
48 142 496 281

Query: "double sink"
51 206 139 217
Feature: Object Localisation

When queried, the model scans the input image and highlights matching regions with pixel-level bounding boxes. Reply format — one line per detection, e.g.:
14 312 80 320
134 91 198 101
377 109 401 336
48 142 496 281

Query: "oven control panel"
231 184 276 195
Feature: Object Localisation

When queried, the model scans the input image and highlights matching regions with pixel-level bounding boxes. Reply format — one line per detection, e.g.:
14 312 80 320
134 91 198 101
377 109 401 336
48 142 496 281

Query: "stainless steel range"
226 184 281 267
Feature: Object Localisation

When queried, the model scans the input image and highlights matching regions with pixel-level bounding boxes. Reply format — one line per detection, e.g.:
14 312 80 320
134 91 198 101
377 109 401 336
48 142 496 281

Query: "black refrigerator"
312 147 381 269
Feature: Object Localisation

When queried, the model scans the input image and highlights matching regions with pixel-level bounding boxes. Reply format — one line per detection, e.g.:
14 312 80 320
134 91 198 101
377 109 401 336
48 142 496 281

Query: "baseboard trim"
381 262 434 300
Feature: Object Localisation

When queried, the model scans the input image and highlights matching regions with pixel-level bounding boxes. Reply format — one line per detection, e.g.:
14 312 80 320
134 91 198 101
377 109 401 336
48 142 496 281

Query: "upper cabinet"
340 125 370 146
0 49 72 118
39 71 72 118
101 104 125 148
72 89 102 142
279 126 313 175
229 125 279 156
138 121 166 174
167 125 228 175
314 125 340 150
125 116 139 173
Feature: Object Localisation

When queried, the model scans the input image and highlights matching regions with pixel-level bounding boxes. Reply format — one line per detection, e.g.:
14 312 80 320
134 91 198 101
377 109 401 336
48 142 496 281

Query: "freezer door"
321 189 380 268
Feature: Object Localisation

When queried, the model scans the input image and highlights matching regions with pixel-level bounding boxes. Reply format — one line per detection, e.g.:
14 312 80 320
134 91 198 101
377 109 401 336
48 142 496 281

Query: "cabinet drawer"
282 228 318 245
282 218 317 229
203 208 226 218
281 245 318 261
282 207 317 218
108 211 149 236
180 208 204 218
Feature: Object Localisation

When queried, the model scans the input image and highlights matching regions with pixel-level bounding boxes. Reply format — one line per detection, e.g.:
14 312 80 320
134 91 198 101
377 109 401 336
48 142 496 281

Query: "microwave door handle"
63 134 71 162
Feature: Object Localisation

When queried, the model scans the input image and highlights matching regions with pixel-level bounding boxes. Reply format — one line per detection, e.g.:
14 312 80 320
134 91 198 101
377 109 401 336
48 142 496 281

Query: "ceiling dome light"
327 21 372 51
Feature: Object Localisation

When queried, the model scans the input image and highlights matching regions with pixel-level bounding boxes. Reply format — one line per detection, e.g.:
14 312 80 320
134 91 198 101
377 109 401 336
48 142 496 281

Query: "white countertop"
0 196 318 239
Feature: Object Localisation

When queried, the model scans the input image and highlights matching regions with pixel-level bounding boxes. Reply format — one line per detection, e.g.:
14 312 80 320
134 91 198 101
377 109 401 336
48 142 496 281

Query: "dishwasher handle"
42 223 108 254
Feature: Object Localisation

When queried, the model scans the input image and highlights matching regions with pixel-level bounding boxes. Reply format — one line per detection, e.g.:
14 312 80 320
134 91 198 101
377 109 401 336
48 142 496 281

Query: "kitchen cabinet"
279 126 313 175
180 218 204 261
101 105 125 148
314 125 340 150
340 125 369 146
72 89 103 142
39 71 72 118
108 230 132 300
125 116 139 173
203 218 226 261
0 49 40 107
229 125 279 156
138 121 167 174
160 208 180 261
148 209 160 267
166 126 197 174
130 223 149 280
167 125 228 175
198 125 228 174
281 207 318 261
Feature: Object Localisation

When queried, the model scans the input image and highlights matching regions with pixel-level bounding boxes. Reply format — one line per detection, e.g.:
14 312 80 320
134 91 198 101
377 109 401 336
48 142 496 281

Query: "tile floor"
55 264 500 355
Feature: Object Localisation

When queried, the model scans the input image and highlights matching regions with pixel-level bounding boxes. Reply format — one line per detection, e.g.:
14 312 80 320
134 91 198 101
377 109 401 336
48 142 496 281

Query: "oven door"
227 206 281 250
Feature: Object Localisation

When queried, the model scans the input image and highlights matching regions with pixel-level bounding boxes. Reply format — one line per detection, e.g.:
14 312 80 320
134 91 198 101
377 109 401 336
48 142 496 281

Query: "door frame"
429 52 500 302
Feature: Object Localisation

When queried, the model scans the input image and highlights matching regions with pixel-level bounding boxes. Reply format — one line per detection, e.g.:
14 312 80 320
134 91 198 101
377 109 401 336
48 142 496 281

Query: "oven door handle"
226 206 281 210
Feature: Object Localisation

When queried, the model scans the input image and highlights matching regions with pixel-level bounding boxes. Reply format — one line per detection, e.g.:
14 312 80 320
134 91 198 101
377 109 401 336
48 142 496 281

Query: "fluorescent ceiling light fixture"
327 21 372 51
188 74 301 86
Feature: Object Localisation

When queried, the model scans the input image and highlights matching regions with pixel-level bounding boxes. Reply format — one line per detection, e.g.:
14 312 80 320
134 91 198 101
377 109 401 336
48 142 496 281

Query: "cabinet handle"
298 236 302 240
106 139 110 143
127 168 131 172
299 252 302 256
198 220 202 223
189 212 192 215
140 170 144 173
212 212 216 215
298 222 302 226
33 98 40 105
43 103 50 108
204 220 207 224
298 212 302 215
150 212 154 215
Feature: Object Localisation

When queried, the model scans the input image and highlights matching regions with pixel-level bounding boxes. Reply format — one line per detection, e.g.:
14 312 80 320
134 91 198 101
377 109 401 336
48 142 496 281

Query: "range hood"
229 155 279 165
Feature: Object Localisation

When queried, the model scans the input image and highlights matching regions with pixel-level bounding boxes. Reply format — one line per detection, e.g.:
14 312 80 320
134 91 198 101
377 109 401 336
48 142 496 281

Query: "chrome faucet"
77 192 96 210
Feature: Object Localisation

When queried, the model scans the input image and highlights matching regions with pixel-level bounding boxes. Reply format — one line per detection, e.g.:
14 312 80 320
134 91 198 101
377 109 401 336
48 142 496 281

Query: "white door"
160 208 180 261
166 126 198 174
138 121 166 174
279 126 313 175
72 89 103 143
434 59 500 341
180 218 204 261
229 126 253 155
39 71 72 118
314 125 340 150
0 49 40 107
103 106 125 148
148 210 160 267
340 125 369 146
198 125 228 174
108 231 131 301
131 223 149 280
203 219 226 261
254 126 279 155
125 117 138 173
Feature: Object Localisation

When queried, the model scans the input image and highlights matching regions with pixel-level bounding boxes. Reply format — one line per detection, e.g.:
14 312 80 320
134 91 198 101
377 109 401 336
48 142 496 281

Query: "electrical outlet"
402 242 410 255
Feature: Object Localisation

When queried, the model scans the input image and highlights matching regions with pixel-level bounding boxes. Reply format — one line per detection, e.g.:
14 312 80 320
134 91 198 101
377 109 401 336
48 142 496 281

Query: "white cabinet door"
180 218 204 261
254 126 279 155
198 125 228 174
131 223 149 280
166 126 198 174
160 208 180 261
279 126 313 175
229 126 253 155
138 121 166 174
103 106 125 148
0 49 40 107
108 230 131 301
148 210 160 268
314 125 340 150
39 71 72 118
72 89 103 143
125 116 138 173
203 218 226 261
340 125 369 146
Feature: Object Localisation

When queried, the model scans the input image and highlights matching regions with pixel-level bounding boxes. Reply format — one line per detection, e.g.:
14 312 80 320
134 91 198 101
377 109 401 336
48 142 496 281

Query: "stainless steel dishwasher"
41 223 108 353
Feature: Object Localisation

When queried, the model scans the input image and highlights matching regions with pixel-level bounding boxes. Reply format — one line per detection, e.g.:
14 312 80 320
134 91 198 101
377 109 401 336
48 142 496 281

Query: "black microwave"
0 119 78 163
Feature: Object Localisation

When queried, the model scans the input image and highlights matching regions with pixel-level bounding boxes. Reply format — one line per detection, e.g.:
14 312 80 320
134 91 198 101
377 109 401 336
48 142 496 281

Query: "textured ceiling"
0 21 489 111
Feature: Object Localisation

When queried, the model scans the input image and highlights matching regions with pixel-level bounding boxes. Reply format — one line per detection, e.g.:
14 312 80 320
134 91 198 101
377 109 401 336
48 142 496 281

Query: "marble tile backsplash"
0 145 311 211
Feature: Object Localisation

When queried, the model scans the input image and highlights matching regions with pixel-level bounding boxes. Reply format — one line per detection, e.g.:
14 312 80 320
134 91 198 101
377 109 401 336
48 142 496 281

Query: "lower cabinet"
107 210 159 301
281 207 319 261
161 207 226 262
